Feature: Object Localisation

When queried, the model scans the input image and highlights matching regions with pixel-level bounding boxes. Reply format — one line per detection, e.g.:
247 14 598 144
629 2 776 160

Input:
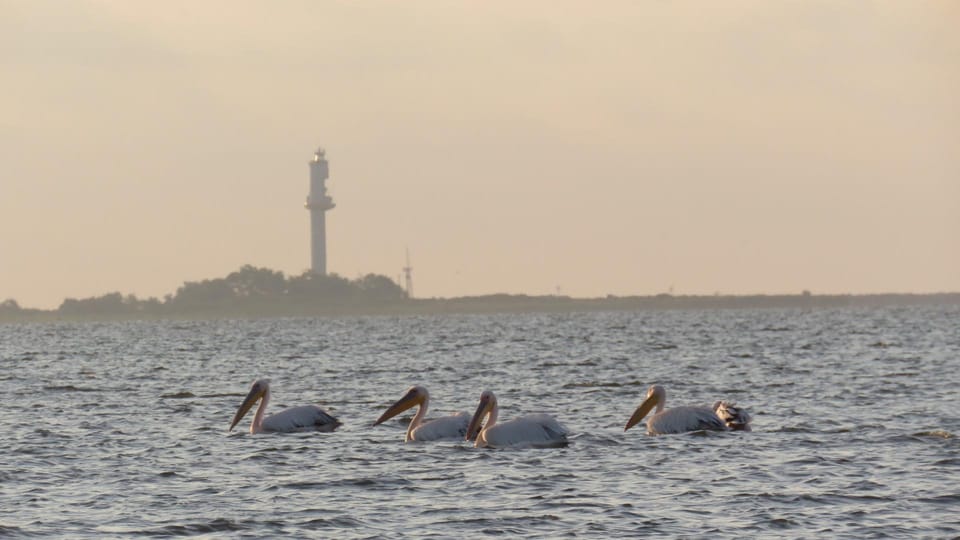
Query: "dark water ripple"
1 306 958 538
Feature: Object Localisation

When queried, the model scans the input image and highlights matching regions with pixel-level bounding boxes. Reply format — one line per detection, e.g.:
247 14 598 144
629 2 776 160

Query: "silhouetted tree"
287 271 355 302
225 265 286 299
167 278 233 311
354 273 406 301
58 292 141 316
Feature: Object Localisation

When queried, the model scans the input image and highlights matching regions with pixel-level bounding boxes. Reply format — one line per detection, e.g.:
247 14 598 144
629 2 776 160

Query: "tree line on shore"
1 265 406 320
3 265 959 322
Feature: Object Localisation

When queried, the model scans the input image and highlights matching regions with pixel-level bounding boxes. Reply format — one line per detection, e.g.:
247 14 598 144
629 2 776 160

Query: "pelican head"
229 378 270 431
624 384 666 432
465 390 497 441
374 385 428 426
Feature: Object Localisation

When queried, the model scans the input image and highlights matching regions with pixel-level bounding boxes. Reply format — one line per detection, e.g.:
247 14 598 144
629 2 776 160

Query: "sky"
2 1 958 309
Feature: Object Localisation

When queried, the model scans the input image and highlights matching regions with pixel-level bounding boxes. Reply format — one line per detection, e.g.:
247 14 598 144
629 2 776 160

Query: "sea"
1 305 957 538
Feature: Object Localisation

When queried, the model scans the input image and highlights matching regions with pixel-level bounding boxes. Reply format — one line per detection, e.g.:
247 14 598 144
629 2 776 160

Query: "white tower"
305 147 335 275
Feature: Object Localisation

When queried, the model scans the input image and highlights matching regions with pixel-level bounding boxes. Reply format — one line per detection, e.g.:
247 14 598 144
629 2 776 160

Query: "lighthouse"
305 147 335 275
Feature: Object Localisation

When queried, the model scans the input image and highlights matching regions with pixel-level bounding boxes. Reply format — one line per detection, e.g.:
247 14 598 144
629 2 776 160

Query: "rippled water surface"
2 306 958 538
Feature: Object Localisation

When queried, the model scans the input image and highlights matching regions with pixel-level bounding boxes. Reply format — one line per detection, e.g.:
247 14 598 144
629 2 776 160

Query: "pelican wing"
410 412 470 441
261 405 341 433
480 414 569 448
647 406 725 435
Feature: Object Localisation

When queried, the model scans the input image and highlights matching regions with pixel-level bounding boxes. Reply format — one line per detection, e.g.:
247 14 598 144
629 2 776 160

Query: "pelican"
624 384 751 435
465 390 569 448
373 385 469 442
713 400 752 431
229 379 341 434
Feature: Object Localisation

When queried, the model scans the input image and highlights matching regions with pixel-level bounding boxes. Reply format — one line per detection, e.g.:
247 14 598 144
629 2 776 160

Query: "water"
2 306 958 538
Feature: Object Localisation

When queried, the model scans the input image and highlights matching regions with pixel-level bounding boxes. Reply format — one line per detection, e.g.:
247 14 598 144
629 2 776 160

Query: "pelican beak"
374 389 422 426
229 385 265 431
624 394 658 432
465 397 492 441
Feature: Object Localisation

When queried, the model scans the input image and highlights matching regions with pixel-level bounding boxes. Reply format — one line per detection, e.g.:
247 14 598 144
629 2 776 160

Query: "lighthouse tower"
305 147 335 275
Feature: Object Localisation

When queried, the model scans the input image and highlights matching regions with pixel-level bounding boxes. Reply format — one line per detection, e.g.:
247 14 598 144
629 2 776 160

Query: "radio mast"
403 248 414 298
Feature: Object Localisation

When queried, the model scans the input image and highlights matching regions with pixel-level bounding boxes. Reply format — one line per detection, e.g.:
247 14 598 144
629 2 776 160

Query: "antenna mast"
403 248 414 299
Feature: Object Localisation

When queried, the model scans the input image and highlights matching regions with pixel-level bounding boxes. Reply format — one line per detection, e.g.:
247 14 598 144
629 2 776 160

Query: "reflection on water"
1 306 958 538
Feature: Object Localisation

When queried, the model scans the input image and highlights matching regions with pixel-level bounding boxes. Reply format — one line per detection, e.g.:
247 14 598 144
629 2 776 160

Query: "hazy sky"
3 1 958 309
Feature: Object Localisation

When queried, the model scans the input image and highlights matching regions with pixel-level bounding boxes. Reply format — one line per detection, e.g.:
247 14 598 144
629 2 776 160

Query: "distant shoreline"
3 292 958 324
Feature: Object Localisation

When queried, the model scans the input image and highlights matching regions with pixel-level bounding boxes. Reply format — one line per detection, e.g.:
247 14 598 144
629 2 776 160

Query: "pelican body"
373 385 469 442
624 384 751 435
466 390 569 448
229 379 341 434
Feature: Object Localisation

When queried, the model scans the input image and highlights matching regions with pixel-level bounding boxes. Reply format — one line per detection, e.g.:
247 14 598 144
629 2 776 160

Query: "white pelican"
624 384 751 435
713 400 752 432
465 390 569 448
373 385 469 442
229 379 341 434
